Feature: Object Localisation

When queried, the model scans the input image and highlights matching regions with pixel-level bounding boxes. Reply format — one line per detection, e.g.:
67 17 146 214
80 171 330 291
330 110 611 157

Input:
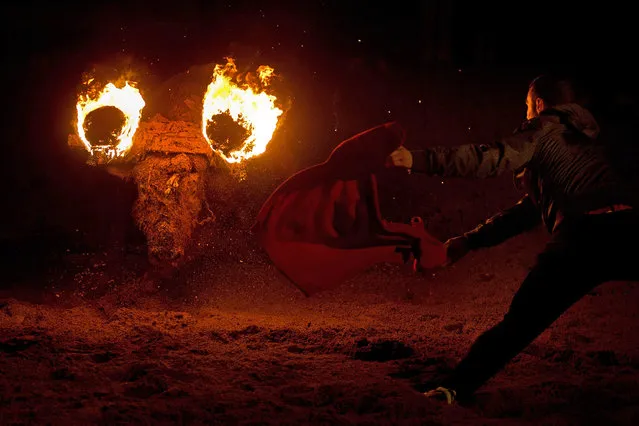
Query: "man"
389 74 639 404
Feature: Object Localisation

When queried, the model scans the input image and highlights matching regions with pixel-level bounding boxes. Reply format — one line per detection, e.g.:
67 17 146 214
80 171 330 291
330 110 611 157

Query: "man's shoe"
423 386 457 405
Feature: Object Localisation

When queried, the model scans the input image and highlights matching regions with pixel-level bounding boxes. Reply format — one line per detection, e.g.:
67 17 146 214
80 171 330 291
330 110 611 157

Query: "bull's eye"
76 81 145 163
83 106 126 148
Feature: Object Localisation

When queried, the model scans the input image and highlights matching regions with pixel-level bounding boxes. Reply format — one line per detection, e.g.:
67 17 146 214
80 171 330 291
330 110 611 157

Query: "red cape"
252 122 446 295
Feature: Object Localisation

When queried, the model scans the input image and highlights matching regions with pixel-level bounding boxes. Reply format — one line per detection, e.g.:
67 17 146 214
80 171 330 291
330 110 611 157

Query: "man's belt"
553 204 634 232
585 204 634 215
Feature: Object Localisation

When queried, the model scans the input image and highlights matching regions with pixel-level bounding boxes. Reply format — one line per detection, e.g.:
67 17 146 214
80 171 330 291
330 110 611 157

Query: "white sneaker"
423 386 457 405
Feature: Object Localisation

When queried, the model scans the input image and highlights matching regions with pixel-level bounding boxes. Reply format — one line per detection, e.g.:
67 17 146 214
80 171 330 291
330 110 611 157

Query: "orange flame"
75 81 145 160
202 58 283 163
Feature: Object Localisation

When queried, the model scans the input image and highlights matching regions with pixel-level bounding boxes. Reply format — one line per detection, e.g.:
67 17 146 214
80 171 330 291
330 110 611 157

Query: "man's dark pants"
440 210 639 399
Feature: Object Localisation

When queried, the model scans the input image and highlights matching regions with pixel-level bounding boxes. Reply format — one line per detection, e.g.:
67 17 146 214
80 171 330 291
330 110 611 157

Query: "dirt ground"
2 188 639 425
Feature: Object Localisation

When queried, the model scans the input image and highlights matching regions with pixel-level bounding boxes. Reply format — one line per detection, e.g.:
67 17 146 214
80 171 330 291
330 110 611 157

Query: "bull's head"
67 58 285 266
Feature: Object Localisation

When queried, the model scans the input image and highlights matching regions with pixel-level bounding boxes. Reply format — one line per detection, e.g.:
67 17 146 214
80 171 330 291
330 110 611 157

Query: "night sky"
3 0 638 241
7 2 637 117
8 2 637 72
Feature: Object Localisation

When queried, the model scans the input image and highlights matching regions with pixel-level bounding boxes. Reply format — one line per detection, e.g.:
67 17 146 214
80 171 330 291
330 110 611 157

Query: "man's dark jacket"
410 104 637 249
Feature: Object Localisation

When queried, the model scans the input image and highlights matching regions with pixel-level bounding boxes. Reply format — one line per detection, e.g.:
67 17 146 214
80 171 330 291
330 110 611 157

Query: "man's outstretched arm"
413 133 535 178
390 122 539 178
463 195 541 250
444 195 540 263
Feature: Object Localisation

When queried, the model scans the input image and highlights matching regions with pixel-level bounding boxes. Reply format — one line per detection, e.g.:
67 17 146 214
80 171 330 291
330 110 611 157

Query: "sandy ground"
2 214 639 425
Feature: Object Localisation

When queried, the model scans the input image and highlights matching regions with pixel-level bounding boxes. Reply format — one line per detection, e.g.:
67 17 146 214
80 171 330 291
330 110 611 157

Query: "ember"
202 58 283 163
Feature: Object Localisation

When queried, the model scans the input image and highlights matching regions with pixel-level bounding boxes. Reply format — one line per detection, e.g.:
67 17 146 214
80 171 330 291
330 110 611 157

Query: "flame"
202 58 283 163
75 81 145 160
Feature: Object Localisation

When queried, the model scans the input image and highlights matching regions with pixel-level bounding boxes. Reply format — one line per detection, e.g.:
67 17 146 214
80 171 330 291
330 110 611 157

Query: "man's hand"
443 236 471 265
388 146 413 169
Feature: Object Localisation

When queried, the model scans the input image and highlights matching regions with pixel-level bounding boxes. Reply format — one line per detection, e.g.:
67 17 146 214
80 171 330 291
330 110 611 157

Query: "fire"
202 58 283 163
75 81 146 160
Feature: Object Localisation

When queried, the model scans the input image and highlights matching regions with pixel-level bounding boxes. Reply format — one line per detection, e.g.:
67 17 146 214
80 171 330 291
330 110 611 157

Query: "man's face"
526 89 537 120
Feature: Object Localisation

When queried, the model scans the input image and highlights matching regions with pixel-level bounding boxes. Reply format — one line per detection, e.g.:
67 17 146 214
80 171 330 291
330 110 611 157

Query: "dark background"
2 4 639 423
2 0 638 274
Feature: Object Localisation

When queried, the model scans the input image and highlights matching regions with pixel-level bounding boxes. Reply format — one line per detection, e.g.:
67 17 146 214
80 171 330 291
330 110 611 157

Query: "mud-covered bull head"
67 59 285 266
